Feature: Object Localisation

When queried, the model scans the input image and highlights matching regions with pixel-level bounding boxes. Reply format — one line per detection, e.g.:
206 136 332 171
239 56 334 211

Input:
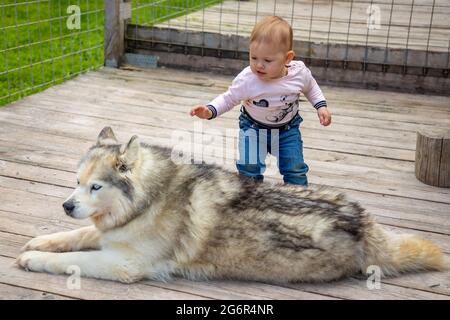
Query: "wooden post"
104 0 131 67
415 128 450 187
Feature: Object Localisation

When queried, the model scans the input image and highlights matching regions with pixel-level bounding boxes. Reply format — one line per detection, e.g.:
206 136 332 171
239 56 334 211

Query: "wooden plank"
30 91 421 150
0 283 74 300
38 66 449 124
0 256 208 300
381 272 450 298
97 66 450 113
86 69 450 127
0 159 74 190
39 82 450 151
15 100 422 156
141 279 339 300
0 139 417 181
0 103 421 161
82 66 450 118
0 232 35 258
283 276 450 300
79 69 450 123
0 187 82 231
27 73 448 136
47 76 450 144
56 79 450 137
0 209 81 238
0 136 418 177
0 100 421 166
441 138 450 187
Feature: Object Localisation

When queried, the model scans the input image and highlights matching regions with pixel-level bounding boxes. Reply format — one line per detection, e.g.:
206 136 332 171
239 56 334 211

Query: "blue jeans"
236 112 309 186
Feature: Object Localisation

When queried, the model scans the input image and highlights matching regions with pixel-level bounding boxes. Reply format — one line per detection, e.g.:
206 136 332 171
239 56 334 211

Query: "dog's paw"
16 251 51 272
21 234 71 253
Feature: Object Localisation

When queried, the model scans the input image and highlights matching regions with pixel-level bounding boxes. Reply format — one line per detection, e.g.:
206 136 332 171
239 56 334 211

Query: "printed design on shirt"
265 95 299 123
252 99 269 108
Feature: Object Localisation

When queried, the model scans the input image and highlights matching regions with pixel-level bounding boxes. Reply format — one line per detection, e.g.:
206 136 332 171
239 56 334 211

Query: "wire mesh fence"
0 0 105 106
127 0 450 75
1 1 449 106
0 0 229 107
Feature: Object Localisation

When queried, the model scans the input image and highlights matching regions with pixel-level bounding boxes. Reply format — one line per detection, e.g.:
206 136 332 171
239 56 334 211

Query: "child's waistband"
240 106 300 131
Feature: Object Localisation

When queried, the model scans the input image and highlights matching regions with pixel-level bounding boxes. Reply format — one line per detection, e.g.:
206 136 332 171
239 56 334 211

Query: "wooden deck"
0 66 449 300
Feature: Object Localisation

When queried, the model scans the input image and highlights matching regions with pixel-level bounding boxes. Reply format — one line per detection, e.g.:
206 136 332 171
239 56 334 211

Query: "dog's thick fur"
17 127 448 283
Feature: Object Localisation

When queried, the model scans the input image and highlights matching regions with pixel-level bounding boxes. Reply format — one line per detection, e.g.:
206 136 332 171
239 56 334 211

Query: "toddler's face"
249 41 292 81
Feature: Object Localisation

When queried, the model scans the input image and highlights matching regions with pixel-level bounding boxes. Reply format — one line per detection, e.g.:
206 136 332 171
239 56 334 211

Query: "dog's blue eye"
91 184 102 191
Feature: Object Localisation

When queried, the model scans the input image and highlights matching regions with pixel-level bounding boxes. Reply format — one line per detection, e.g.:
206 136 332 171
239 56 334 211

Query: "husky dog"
17 127 448 284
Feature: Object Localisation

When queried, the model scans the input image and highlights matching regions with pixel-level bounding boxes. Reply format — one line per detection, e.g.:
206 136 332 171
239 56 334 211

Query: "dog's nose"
63 201 75 216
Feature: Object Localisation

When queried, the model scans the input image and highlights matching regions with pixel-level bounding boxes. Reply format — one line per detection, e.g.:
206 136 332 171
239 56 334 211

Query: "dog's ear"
119 135 140 169
97 126 118 146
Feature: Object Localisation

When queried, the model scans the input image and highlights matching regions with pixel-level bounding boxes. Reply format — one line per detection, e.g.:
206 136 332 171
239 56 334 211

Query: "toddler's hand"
190 105 213 119
318 107 331 126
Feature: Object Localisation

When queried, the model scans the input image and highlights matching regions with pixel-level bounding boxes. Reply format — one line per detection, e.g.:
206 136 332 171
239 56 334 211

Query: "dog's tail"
363 223 449 276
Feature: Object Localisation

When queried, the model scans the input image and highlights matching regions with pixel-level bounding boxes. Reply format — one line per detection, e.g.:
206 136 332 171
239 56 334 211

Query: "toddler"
190 16 331 185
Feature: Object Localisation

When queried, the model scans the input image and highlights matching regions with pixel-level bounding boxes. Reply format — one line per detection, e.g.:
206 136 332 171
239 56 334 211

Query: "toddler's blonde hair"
250 16 293 52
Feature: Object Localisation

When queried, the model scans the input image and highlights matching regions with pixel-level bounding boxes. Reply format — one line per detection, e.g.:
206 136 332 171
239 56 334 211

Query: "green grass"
132 0 222 26
0 0 222 107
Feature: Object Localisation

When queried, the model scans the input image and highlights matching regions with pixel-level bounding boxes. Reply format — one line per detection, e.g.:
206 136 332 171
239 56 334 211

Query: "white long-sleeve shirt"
207 60 327 127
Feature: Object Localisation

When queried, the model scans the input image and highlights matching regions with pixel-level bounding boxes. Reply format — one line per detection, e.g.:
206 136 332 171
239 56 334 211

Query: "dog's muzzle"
63 201 76 216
